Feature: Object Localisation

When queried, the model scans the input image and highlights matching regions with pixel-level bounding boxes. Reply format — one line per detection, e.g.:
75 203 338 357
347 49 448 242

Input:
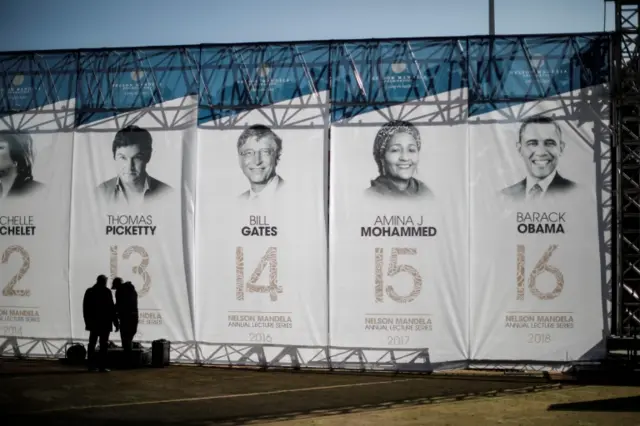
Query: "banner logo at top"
12 74 24 86
530 54 545 72
258 63 271 78
130 70 145 81
391 62 407 73
1 73 33 106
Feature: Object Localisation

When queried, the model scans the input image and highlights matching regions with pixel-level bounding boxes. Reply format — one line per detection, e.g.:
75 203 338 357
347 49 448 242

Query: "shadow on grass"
548 395 640 413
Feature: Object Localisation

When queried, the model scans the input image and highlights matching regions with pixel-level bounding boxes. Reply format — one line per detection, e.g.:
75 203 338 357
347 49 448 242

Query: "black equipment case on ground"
151 339 170 367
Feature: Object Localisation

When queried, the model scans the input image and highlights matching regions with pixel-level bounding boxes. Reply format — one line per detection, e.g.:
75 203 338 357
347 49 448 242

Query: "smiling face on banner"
499 116 579 203
238 135 279 185
517 120 565 180
235 124 286 200
366 120 433 200
383 132 420 181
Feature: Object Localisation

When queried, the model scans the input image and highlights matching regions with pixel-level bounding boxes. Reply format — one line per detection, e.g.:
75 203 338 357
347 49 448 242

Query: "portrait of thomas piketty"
365 120 433 200
95 125 172 205
237 124 285 201
501 116 577 202
0 131 44 200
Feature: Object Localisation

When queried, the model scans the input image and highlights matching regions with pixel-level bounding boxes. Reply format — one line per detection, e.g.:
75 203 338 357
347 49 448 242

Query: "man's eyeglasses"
240 148 275 158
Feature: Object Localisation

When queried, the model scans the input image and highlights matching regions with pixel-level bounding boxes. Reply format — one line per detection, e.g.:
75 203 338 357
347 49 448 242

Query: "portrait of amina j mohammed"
0 131 44 200
365 120 433 199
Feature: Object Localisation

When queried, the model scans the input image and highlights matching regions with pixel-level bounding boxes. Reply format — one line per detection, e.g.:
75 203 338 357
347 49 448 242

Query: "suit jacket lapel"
514 179 527 200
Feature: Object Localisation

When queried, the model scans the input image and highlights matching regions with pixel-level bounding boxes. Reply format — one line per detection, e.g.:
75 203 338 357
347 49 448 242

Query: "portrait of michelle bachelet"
499 116 580 203
0 132 45 201
0 122 75 342
94 125 174 207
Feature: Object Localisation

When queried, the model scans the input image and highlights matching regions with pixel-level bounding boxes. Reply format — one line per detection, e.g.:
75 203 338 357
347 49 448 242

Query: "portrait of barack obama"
501 116 577 202
96 125 172 205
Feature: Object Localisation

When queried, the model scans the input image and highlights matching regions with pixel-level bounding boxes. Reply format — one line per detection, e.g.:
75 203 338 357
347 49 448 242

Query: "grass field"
263 384 640 426
2 359 639 425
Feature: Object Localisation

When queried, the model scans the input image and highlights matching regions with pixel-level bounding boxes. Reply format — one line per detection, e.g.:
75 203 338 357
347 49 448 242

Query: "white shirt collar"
525 169 557 199
249 175 280 200
115 175 150 204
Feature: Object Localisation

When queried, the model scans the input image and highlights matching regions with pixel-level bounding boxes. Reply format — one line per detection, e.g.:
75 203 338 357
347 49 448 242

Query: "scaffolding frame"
608 0 640 360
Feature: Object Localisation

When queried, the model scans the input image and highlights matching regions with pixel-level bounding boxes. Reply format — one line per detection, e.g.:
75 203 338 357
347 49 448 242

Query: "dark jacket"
7 177 44 197
115 283 139 323
239 175 285 199
366 175 434 199
83 284 118 332
501 173 577 201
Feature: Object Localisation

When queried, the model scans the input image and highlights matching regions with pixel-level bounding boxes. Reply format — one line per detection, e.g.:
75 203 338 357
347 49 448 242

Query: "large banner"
0 35 614 369
329 41 469 368
468 36 610 362
69 49 198 345
196 44 329 363
0 53 76 350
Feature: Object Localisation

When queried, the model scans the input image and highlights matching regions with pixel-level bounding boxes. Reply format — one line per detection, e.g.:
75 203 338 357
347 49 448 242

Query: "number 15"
374 247 422 303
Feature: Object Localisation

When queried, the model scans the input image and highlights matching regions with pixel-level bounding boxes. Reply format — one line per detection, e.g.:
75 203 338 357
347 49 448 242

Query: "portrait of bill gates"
236 124 285 201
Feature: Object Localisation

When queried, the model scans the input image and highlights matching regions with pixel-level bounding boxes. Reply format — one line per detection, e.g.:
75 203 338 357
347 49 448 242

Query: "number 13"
110 245 151 297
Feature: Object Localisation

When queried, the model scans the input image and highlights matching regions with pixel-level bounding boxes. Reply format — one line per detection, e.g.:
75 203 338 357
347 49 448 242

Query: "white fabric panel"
195 93 329 362
0 101 75 346
69 96 197 344
469 88 609 362
329 93 469 368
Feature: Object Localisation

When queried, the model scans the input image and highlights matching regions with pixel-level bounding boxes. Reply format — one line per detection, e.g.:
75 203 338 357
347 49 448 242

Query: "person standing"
83 275 119 372
113 278 139 360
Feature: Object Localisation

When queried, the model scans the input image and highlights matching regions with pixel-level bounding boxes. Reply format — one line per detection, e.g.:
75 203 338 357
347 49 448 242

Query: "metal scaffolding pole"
608 0 640 347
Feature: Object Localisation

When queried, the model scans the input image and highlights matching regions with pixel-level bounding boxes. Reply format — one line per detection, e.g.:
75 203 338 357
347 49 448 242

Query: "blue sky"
0 0 614 52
